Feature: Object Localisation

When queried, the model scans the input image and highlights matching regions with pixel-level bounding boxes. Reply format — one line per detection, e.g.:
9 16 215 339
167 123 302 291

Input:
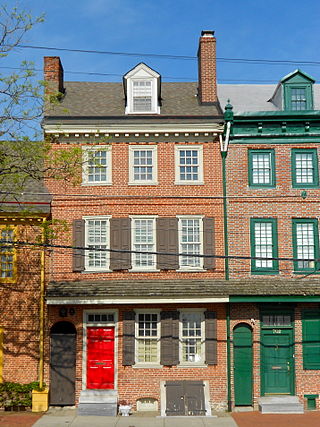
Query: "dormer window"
124 63 161 115
133 80 152 112
290 87 307 111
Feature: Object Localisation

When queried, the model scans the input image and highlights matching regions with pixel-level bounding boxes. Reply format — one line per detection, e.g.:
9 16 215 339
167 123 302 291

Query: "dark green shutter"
205 311 217 365
110 218 131 270
72 219 85 272
203 218 215 270
156 218 179 270
303 311 320 369
122 311 135 366
160 311 179 365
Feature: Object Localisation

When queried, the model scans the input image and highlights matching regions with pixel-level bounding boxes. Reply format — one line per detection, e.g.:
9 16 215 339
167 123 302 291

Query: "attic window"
290 88 307 111
133 80 152 112
124 63 160 115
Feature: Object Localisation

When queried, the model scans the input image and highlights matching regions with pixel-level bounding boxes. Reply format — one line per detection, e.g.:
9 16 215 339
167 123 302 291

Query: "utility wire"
14 44 320 67
0 239 319 265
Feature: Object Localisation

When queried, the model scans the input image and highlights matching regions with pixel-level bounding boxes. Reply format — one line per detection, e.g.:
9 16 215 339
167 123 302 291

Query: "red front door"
87 327 115 389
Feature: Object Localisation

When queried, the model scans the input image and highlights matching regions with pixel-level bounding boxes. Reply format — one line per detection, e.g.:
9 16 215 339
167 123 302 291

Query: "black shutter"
72 219 85 272
156 218 179 270
160 311 179 365
205 311 217 365
122 311 135 366
110 218 131 270
203 217 215 270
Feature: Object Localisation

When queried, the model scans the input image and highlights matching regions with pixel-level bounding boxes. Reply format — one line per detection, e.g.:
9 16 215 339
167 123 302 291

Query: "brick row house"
43 31 229 415
219 69 320 411
0 183 51 387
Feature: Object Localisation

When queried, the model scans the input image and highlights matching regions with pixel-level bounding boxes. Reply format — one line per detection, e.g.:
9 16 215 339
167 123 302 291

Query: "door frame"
260 308 295 396
82 309 118 390
233 323 253 406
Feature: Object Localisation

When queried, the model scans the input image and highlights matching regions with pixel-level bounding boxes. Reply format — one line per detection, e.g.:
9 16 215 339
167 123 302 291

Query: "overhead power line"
0 239 318 265
14 44 320 67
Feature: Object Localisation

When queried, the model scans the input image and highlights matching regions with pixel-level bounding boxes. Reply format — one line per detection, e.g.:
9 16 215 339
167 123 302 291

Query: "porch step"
78 390 118 416
259 395 304 414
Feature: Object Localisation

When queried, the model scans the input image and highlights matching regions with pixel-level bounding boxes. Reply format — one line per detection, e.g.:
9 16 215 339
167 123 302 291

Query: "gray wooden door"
166 381 206 416
50 322 76 405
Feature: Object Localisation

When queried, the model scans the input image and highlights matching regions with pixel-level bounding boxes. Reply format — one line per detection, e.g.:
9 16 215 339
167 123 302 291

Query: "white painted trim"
46 297 229 305
130 216 157 271
134 309 160 365
82 309 118 391
83 216 111 272
177 216 204 270
175 145 204 185
43 124 223 134
82 145 112 185
128 145 158 185
179 310 205 366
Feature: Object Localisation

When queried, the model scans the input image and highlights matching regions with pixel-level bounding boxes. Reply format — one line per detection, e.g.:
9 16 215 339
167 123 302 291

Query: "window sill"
130 268 160 273
82 182 112 186
177 268 205 273
174 181 204 186
251 270 279 276
133 364 162 369
178 363 207 368
128 182 158 186
82 269 111 273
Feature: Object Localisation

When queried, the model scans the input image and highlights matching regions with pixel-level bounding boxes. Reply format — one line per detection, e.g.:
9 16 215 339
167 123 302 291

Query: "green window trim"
284 84 313 111
248 149 276 188
250 218 279 274
291 149 319 188
292 219 319 272
302 310 320 370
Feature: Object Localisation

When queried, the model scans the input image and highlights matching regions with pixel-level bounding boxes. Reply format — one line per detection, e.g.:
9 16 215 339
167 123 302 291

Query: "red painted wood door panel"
87 327 115 389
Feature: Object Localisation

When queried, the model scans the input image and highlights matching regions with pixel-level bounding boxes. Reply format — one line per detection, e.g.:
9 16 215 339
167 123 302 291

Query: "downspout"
39 217 46 389
220 101 233 411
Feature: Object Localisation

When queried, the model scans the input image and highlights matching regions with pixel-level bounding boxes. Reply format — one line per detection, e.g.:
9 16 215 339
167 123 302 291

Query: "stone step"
78 390 118 416
259 395 304 414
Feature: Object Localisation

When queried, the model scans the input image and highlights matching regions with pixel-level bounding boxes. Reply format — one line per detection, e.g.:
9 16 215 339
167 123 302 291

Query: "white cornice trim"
43 123 224 135
46 297 229 305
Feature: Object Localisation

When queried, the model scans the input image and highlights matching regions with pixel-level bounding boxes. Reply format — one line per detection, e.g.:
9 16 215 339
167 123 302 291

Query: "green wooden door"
234 324 253 406
261 329 294 395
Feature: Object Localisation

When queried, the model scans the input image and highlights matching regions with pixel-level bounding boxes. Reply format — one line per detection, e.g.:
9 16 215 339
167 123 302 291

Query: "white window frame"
175 145 204 185
128 145 158 185
135 309 160 366
126 78 159 115
179 309 205 366
82 145 112 185
177 215 204 271
84 216 111 271
130 216 157 271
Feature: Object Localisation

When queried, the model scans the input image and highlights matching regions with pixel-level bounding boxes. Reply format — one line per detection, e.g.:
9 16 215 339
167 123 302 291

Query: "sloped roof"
44 81 222 123
218 83 320 114
47 278 320 301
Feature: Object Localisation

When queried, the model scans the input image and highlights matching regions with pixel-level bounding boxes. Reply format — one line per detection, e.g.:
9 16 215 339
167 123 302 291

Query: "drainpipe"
220 101 233 411
39 218 46 389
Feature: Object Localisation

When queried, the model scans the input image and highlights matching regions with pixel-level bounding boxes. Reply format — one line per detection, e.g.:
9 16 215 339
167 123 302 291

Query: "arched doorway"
50 321 76 405
233 323 253 406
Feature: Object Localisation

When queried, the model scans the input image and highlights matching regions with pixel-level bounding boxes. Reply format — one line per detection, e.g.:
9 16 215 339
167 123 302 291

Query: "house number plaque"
273 329 282 334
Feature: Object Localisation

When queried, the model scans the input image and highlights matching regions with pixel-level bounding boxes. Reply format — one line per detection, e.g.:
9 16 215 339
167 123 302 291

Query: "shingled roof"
46 278 320 302
43 82 222 125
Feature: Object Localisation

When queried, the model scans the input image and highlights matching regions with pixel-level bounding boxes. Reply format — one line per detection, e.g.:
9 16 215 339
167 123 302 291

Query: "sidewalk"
32 408 238 427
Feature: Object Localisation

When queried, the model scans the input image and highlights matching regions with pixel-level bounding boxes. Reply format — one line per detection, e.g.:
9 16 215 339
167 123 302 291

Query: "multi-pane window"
292 149 318 187
180 312 204 364
129 146 157 184
0 227 15 280
133 80 152 112
83 147 111 185
136 312 159 363
132 217 156 269
175 146 203 184
179 217 203 269
251 219 278 273
85 218 109 270
262 314 291 327
293 219 319 271
291 88 307 111
249 150 275 187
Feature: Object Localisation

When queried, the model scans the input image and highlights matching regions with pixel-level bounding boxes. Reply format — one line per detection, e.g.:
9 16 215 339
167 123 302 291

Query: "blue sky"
5 0 320 85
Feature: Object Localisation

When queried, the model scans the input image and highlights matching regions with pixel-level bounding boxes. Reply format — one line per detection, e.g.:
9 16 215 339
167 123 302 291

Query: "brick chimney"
198 30 217 104
44 56 64 94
